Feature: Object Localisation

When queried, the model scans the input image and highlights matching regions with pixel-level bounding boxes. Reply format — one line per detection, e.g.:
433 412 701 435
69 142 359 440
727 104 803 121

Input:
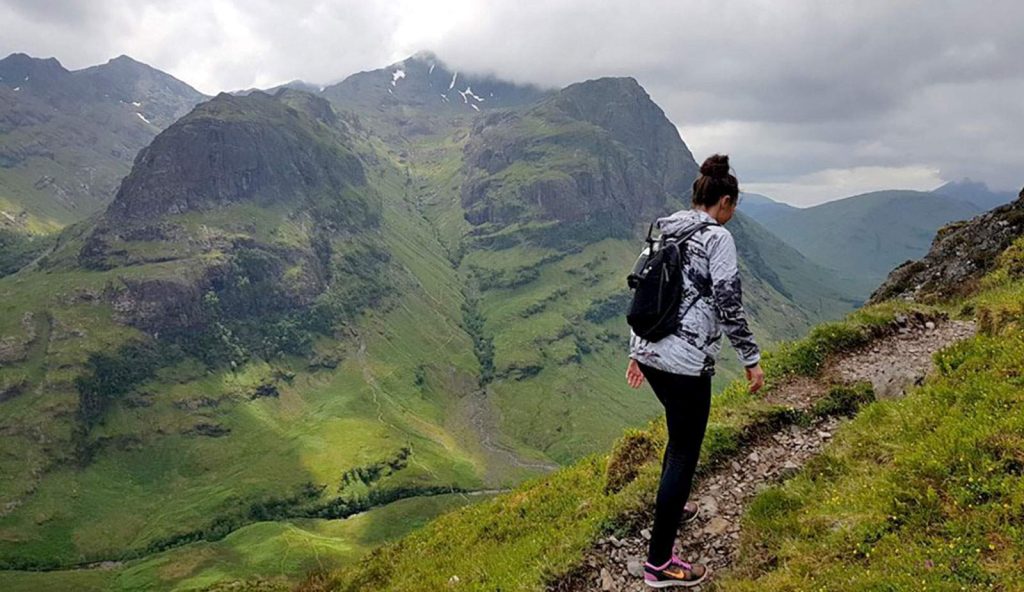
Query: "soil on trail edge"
549 317 975 592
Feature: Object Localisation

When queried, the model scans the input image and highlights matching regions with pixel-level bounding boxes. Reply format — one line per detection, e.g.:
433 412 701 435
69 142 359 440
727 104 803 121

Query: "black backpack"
626 220 716 342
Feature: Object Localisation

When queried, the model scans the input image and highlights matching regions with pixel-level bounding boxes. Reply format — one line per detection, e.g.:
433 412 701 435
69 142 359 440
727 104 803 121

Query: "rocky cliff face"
102 90 372 224
869 194 1024 303
459 77 698 236
543 77 698 197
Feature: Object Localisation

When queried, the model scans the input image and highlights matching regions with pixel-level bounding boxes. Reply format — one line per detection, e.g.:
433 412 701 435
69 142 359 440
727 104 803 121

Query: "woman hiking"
626 154 765 587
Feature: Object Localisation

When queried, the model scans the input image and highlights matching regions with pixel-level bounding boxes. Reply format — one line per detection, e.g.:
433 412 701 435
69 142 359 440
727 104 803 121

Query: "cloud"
1 0 1022 203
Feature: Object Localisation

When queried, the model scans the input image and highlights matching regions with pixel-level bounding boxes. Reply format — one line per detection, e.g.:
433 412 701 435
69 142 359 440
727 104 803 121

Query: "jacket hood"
655 207 716 237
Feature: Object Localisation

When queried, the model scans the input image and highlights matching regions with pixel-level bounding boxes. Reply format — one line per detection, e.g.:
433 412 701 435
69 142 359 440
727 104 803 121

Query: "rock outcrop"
869 193 1024 303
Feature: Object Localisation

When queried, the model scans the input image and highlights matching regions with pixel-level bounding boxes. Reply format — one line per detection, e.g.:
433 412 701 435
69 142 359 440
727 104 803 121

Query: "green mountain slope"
745 189 984 299
0 90 492 574
0 53 206 235
0 55 860 591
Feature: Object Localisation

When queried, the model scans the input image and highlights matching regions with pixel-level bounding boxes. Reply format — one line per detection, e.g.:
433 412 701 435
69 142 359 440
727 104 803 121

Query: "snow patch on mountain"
458 86 485 103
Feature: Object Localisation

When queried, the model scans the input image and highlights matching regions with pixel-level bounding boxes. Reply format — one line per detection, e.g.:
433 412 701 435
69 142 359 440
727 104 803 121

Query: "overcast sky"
2 0 1022 206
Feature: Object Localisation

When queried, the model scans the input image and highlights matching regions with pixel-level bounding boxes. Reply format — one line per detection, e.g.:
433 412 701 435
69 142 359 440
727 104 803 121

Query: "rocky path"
550 316 975 591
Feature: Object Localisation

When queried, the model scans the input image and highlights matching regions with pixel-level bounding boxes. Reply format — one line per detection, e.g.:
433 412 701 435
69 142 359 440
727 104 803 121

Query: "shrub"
605 429 662 493
74 340 178 429
811 381 875 417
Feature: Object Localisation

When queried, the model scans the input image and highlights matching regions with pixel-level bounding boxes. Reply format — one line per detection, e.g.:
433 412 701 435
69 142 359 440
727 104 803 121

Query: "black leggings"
637 361 712 566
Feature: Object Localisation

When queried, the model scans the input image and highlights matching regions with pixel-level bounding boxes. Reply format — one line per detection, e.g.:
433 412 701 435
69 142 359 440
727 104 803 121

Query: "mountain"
0 55 859 591
931 177 1016 211
323 51 550 115
0 89 418 579
232 79 325 96
0 53 206 235
741 189 985 299
737 191 796 220
459 77 697 235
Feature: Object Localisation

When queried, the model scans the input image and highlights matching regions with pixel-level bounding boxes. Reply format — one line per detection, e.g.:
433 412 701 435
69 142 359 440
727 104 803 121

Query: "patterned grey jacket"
628 207 761 376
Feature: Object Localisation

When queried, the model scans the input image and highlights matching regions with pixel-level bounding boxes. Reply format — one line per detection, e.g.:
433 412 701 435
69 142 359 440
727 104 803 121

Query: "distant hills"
0 53 206 233
740 180 1017 299
931 177 1017 211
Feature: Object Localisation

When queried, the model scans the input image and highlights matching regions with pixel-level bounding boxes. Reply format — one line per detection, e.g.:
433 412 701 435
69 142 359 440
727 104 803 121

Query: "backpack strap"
663 221 718 324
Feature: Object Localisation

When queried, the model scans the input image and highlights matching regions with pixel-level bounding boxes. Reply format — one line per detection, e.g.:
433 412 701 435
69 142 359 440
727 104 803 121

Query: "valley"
0 52 872 591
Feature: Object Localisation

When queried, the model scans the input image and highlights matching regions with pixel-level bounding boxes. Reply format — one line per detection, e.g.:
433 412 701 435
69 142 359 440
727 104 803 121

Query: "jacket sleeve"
706 229 761 367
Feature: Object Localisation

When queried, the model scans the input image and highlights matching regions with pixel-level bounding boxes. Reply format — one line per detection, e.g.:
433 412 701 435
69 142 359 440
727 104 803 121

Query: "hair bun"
700 154 730 177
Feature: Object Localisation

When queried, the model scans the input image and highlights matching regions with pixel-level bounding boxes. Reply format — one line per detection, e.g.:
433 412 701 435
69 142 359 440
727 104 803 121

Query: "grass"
718 238 1024 591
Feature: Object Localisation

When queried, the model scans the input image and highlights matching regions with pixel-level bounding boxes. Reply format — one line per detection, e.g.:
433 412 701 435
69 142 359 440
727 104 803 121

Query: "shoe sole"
643 565 711 588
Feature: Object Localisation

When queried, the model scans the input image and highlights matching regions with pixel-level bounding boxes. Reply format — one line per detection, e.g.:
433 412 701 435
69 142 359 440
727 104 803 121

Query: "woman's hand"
745 363 765 394
626 358 645 389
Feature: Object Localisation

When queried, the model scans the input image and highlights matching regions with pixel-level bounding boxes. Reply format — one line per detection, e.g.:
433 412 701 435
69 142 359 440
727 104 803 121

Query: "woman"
626 154 765 587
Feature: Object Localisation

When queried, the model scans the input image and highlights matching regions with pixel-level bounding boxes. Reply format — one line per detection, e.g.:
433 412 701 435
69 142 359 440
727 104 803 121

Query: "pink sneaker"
642 555 709 588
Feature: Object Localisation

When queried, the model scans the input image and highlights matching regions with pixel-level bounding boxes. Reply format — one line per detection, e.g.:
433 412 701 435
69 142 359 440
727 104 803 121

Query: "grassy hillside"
721 236 1024 590
317 227 1024 592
